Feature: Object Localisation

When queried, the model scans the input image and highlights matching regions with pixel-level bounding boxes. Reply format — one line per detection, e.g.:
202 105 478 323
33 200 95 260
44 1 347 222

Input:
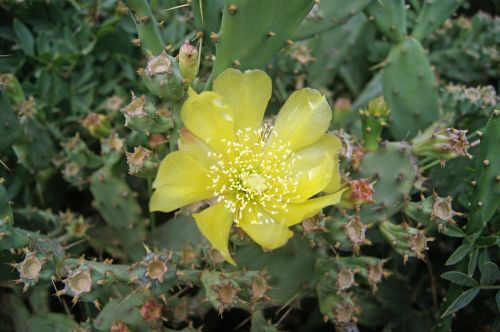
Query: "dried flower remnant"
140 300 163 321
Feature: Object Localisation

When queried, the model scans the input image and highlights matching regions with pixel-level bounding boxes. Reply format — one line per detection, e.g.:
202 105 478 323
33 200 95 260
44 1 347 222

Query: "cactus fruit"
379 221 431 262
120 92 174 135
140 51 185 101
412 127 471 161
136 248 177 294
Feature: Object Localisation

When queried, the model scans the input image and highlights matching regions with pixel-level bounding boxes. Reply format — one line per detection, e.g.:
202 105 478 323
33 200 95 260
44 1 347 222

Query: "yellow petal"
178 128 215 168
286 134 340 202
150 151 212 212
180 88 236 153
193 201 236 265
321 133 343 193
239 206 293 250
213 69 271 135
269 88 332 152
274 190 346 227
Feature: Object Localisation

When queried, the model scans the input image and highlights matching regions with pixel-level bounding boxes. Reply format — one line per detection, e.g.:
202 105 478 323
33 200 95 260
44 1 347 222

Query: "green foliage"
0 0 499 331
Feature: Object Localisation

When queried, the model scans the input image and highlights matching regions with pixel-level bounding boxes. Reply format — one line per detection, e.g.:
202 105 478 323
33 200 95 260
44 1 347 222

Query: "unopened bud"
179 41 199 83
361 96 390 151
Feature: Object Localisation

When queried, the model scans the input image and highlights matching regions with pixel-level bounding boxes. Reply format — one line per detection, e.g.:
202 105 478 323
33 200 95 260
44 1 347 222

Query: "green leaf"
441 287 480 318
479 262 500 286
446 243 473 266
441 271 478 287
444 224 466 238
13 19 34 56
475 236 499 246
468 249 479 276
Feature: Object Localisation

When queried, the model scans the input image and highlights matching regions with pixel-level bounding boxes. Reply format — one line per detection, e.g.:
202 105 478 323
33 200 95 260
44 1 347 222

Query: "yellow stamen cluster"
207 126 301 225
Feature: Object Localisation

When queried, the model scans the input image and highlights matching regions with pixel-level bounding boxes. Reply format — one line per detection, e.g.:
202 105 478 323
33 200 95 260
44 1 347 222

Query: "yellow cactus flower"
150 69 344 264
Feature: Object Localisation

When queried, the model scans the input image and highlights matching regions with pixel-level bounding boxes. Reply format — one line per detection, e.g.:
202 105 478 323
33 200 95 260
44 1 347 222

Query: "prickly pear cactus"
0 1 499 331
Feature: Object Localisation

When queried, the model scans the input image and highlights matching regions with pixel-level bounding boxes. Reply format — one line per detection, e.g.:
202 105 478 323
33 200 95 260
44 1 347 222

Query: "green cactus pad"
90 168 145 259
383 37 440 139
192 0 224 40
364 0 406 43
293 0 373 40
90 168 142 229
307 13 368 89
358 142 418 223
471 111 500 224
412 0 465 41
212 0 315 76
126 0 165 55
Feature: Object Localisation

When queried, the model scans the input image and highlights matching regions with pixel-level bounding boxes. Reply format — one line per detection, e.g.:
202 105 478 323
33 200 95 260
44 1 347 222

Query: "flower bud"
178 41 199 83
360 96 390 152
412 127 471 160
141 51 185 100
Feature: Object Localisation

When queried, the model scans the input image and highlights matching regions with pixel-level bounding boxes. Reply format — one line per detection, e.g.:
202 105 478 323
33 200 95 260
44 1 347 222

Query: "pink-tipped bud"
179 41 199 83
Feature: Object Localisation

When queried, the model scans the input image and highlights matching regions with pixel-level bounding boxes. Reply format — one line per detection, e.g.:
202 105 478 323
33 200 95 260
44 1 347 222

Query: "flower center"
207 126 300 224
241 173 268 194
